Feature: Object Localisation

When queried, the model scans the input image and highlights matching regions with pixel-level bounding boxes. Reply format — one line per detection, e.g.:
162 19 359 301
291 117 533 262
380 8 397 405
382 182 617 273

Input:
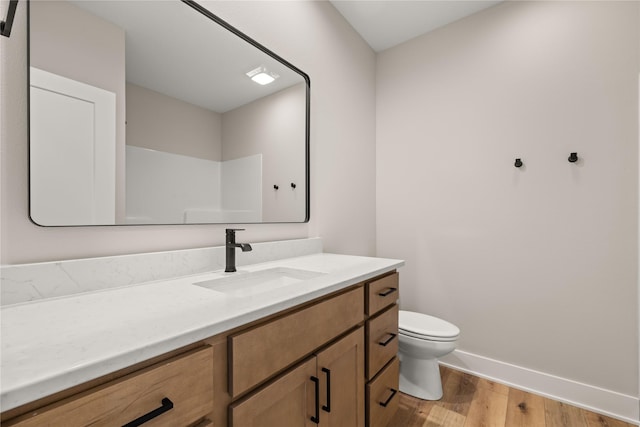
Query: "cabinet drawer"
6 346 214 427
366 273 399 315
366 357 399 427
230 287 365 397
367 304 399 380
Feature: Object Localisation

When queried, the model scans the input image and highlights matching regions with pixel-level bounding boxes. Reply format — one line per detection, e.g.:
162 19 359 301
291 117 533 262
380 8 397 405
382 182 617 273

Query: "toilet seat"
399 310 460 342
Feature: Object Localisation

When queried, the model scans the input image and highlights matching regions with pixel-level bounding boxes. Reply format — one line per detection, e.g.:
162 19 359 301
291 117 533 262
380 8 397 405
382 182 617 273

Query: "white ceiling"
71 1 304 113
330 1 503 52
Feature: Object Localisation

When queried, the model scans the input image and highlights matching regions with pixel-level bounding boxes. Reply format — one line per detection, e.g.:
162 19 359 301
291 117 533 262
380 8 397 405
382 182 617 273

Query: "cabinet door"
316 327 365 427
229 357 319 427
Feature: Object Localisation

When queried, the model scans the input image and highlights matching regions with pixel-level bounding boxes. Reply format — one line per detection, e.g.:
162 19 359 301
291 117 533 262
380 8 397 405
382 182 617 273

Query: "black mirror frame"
27 0 310 226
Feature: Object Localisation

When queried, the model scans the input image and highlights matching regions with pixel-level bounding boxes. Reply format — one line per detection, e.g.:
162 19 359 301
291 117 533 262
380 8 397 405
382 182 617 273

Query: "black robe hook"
568 152 578 163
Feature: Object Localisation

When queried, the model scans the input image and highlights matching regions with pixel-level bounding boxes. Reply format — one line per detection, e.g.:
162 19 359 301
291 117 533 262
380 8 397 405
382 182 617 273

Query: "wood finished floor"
388 366 635 427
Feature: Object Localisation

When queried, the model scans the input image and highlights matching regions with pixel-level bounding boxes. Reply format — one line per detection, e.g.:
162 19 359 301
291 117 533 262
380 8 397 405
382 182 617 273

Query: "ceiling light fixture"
246 66 279 85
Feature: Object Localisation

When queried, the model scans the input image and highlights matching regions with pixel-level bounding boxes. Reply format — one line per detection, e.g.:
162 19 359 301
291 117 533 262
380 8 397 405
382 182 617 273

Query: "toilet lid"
399 310 460 340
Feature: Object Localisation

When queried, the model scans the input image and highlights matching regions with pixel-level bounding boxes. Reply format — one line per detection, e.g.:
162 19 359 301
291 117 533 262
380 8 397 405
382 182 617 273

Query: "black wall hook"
568 152 578 163
1 0 18 38
273 185 279 190
291 183 296 189
514 158 523 168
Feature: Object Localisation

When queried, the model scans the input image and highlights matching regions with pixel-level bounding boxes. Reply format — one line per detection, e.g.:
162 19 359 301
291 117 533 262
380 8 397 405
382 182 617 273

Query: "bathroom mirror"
28 0 310 226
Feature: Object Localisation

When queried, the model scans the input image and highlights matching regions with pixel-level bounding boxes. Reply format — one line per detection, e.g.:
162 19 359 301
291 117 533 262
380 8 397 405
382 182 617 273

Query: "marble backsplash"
0 238 322 306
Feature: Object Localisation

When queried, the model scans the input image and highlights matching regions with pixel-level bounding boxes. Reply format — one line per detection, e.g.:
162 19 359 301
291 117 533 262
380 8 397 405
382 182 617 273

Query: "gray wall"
126 83 222 162
376 0 639 399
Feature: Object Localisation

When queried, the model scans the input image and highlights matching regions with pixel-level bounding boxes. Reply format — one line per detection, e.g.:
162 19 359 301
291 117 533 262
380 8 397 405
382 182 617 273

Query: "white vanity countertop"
0 252 403 412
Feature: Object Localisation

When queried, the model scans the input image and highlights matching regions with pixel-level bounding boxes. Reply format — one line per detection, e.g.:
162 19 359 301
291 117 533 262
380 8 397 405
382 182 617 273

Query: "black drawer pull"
122 397 174 427
378 333 397 347
321 367 331 413
378 287 397 297
310 376 320 424
379 388 398 408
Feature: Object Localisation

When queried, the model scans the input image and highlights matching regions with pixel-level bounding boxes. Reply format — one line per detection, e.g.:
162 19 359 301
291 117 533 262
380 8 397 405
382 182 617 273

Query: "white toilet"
398 310 460 400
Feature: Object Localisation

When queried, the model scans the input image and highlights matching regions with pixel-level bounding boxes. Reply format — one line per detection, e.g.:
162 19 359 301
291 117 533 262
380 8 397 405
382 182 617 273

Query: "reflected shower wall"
125 147 262 224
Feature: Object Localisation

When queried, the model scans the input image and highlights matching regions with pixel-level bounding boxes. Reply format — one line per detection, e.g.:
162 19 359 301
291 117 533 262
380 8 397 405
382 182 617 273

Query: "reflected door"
30 68 116 225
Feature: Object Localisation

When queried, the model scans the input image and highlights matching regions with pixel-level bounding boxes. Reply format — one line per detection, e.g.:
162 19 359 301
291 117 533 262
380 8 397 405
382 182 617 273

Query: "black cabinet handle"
378 287 397 297
379 388 398 408
122 397 174 427
310 376 320 424
378 333 397 347
321 367 331 413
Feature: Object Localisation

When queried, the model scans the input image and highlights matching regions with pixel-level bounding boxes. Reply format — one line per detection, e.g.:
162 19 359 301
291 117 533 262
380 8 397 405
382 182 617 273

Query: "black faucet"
225 228 252 272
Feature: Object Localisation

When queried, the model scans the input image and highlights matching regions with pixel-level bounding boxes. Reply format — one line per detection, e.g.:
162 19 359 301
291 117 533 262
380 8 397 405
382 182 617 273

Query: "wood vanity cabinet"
219 272 400 427
365 272 400 427
2 271 400 427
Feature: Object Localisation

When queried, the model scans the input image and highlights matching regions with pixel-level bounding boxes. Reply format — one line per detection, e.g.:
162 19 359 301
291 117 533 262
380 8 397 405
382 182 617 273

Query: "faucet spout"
225 229 252 272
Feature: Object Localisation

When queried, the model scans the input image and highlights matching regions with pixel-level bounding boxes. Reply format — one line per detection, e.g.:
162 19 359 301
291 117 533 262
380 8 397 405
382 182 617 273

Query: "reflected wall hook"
273 185 279 190
1 0 18 38
568 152 578 163
514 158 523 168
291 183 296 189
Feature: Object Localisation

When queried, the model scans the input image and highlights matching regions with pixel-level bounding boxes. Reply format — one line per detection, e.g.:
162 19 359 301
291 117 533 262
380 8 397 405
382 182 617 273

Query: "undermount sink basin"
194 267 326 297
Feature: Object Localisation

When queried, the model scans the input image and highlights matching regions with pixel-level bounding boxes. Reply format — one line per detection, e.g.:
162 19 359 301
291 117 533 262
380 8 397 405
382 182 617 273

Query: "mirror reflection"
29 0 309 226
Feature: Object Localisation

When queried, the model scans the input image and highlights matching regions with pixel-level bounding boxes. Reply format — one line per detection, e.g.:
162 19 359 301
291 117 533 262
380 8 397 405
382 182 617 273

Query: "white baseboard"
440 349 639 425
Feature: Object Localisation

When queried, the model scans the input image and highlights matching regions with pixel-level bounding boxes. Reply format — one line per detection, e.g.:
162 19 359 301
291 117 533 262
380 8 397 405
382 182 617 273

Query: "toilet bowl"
398 310 460 400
